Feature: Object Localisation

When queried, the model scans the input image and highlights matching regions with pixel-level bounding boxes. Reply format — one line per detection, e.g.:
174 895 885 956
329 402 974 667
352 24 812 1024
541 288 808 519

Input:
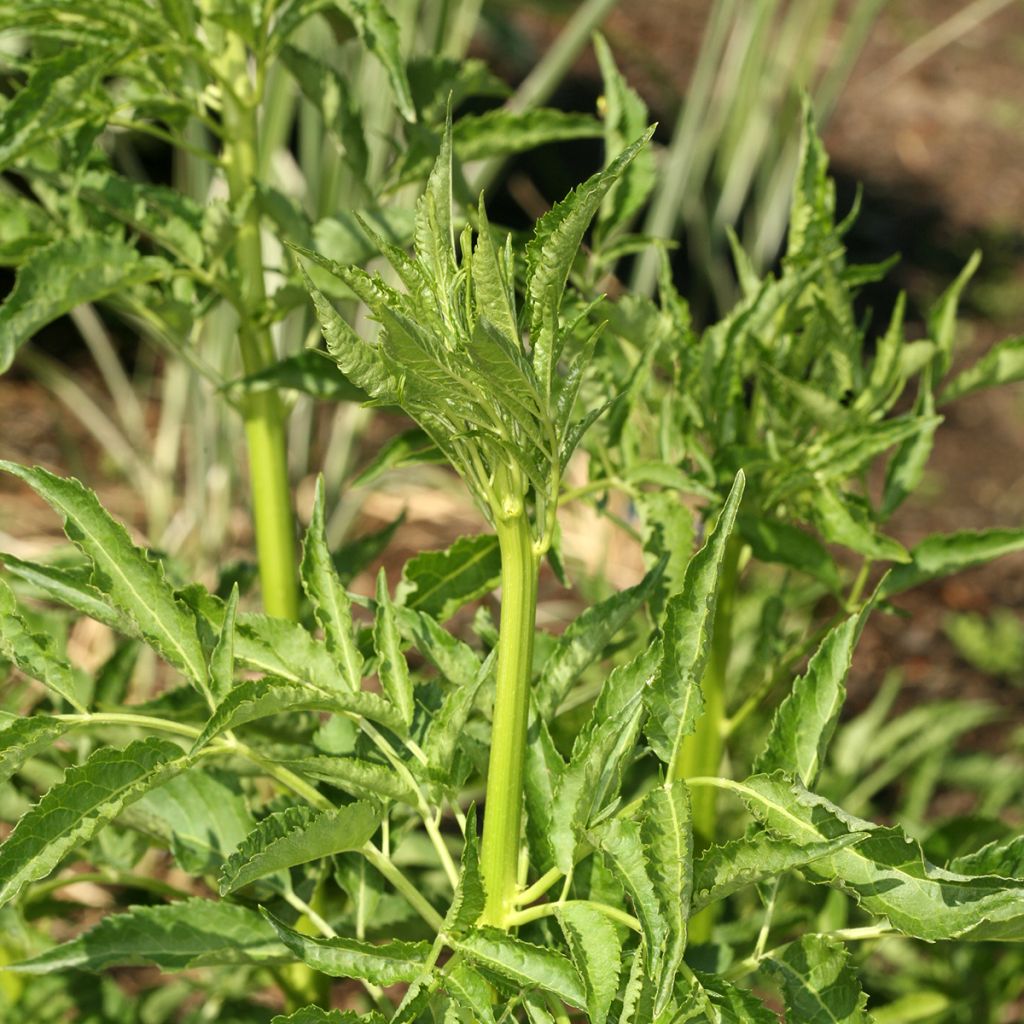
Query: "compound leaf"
557 902 622 1024
764 935 872 1024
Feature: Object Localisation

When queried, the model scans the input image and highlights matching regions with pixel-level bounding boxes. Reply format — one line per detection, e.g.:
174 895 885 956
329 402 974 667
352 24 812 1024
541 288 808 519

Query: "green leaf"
535 558 665 720
0 737 185 907
640 783 691 1013
272 755 414 803
452 928 586 1009
881 381 939 520
272 1009 375 1024
526 126 655 396
0 236 170 374
445 961 497 1024
698 973 778 1023
737 773 1024 940
557 903 622 1024
644 472 744 767
337 0 415 122
132 767 254 875
755 604 873 787
234 612 354 694
0 578 88 711
0 713 71 784
350 427 443 487
879 528 1024 599
941 334 1024 404
374 569 414 726
593 33 654 238
444 808 486 936
550 645 659 873
192 677 405 752
227 350 367 403
10 899 288 973
398 534 501 622
591 817 667 985
812 486 909 563
333 512 407 584
0 552 131 633
0 463 207 692
395 606 482 689
950 835 1024 878
263 910 430 984
219 803 380 894
764 935 872 1024
690 832 866 915
738 515 840 589
209 583 238 705
301 478 363 690
929 250 981 378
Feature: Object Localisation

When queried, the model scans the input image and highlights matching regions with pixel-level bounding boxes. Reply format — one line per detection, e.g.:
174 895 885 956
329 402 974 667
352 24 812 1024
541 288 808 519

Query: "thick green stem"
221 36 299 621
479 511 539 928
675 535 742 943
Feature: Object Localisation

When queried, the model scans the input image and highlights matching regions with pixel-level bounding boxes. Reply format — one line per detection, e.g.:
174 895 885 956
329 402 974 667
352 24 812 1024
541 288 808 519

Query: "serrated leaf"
272 1009 376 1024
535 558 665 720
227 350 366 403
209 583 238 705
192 677 404 752
950 835 1024 878
395 606 482 688
550 645 659 873
0 713 70 784
132 766 254 875
644 472 744 767
641 783 691 1013
444 960 496 1024
879 528 1024 599
697 972 785 1023
264 909 430 983
0 236 170 374
452 928 586 1009
301 477 363 690
444 809 486 936
0 577 88 711
350 427 442 487
219 803 380 894
736 773 1024 940
374 569 414 726
591 817 667 985
690 832 867 914
738 515 840 589
0 553 131 633
812 486 909 563
526 126 655 396
557 903 622 1024
764 935 871 1024
941 334 1024 404
0 737 185 907
273 755 414 803
0 463 207 692
398 534 501 623
755 603 873 787
10 899 288 973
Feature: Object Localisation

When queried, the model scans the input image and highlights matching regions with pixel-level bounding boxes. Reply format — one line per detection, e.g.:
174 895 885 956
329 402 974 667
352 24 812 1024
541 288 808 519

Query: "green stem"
673 535 741 943
221 34 299 621
507 899 640 933
479 511 539 928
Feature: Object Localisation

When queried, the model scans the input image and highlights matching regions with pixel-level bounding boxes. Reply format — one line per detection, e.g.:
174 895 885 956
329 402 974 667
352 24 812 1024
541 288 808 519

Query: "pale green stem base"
479 513 539 928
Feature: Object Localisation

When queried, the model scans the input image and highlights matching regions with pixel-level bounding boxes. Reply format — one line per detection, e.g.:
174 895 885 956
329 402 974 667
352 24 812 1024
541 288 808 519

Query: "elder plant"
2 101 1024 1023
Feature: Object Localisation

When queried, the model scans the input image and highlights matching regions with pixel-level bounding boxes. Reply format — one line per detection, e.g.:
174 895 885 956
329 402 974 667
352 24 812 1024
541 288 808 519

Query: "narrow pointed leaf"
301 478 363 689
374 569 414 725
557 902 622 1024
445 961 497 1024
192 677 404 751
444 809 486 936
209 583 238 705
941 334 1024 404
10 899 287 972
536 558 665 719
452 928 586 1009
755 603 873 786
276 755 414 803
263 910 430 983
645 472 744 767
0 737 185 907
0 463 207 691
220 803 380 894
0 578 88 711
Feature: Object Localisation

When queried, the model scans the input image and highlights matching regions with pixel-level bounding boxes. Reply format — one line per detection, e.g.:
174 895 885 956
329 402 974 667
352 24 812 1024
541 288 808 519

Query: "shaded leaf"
765 935 871 1024
557 902 622 1024
374 569 414 726
398 534 501 622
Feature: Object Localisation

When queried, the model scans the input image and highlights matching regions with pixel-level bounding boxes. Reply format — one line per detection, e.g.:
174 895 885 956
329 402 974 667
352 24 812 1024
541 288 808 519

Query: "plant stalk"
675 534 742 943
479 511 539 928
221 36 299 621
